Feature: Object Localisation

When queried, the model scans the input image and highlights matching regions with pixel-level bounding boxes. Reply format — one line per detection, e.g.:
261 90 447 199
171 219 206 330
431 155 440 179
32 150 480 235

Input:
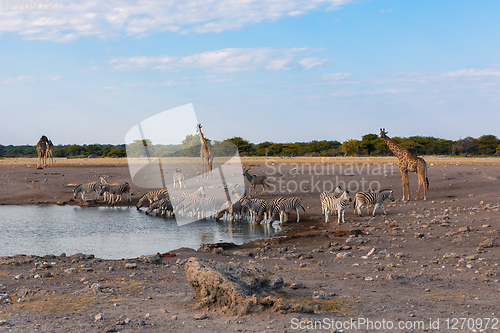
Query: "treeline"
0 144 126 158
1 134 499 158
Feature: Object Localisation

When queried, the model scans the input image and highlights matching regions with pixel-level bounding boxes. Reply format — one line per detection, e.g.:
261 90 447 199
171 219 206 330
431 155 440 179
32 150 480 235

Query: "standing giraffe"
196 124 214 178
36 135 49 168
380 128 429 201
46 139 54 166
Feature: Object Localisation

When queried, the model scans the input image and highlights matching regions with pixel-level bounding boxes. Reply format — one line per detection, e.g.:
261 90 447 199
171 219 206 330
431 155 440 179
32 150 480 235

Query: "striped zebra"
73 182 99 200
172 168 185 189
99 182 131 205
146 198 173 217
354 189 395 217
242 198 266 223
136 189 169 210
180 187 206 219
198 196 217 219
256 197 286 224
320 185 344 215
215 197 249 222
272 197 306 224
169 196 186 217
322 190 351 224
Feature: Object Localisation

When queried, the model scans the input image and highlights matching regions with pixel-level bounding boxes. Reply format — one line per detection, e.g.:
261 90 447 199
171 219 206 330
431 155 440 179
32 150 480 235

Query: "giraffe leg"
415 182 422 200
401 171 410 201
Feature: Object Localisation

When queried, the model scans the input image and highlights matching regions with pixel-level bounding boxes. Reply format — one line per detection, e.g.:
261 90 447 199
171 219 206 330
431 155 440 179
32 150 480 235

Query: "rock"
458 226 471 233
95 313 103 321
139 255 162 265
185 257 287 315
312 291 327 299
14 274 23 280
479 238 495 248
336 252 352 258
194 313 208 320
125 263 137 269
290 283 306 290
386 274 402 280
443 253 459 259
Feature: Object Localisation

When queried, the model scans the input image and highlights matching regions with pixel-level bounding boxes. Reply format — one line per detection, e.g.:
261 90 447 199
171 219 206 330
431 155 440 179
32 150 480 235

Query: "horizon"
1 132 496 147
1 1 500 145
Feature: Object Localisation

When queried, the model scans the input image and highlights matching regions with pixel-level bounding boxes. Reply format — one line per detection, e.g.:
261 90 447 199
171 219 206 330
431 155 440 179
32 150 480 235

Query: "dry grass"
2 156 499 167
8 294 98 314
275 292 359 313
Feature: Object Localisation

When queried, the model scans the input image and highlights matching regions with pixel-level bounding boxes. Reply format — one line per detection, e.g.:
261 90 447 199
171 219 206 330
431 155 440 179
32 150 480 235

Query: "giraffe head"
196 124 202 134
380 128 388 139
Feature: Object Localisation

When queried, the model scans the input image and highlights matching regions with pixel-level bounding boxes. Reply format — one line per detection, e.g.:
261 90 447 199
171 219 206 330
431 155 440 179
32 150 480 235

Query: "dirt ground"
0 157 499 332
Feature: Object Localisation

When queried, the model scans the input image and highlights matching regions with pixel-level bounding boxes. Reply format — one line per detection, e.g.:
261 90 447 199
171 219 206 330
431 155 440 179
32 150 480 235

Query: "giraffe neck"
198 132 208 147
383 137 408 159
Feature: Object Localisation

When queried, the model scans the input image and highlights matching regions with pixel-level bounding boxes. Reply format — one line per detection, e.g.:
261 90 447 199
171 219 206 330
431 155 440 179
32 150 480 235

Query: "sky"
1 0 500 145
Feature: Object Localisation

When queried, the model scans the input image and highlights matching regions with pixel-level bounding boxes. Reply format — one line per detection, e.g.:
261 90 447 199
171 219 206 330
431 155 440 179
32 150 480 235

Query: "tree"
478 135 500 155
452 137 479 156
341 139 361 156
225 137 255 156
360 134 381 155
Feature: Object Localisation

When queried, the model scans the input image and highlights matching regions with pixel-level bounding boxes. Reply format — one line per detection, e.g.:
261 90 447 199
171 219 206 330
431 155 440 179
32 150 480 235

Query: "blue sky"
1 0 500 145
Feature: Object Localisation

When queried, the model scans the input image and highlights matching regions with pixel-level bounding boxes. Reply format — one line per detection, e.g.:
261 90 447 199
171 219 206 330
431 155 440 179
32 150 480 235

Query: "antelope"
243 165 272 195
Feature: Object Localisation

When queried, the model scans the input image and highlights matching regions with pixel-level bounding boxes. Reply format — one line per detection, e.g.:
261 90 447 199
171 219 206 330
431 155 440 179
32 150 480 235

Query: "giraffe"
196 124 214 178
36 135 49 168
380 128 429 201
46 139 54 166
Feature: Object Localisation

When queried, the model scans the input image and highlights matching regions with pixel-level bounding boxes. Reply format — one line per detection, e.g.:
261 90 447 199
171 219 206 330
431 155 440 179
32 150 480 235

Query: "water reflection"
0 205 276 259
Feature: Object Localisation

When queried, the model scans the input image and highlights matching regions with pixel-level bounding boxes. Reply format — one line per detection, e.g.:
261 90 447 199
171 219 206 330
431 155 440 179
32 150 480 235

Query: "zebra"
73 182 99 201
272 197 306 224
322 190 352 224
215 197 249 222
256 197 286 224
319 185 344 215
146 198 173 217
136 189 169 210
169 196 186 217
353 189 395 217
99 182 131 205
242 198 266 223
180 187 206 219
172 168 185 189
199 196 217 219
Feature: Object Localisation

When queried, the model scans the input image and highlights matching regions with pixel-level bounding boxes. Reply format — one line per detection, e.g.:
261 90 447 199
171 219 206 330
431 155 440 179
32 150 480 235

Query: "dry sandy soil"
0 157 499 332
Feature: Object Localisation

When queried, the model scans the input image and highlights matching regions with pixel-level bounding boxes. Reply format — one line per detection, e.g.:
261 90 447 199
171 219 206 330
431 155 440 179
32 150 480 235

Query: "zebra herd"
73 177 131 205
320 186 396 224
72 172 396 226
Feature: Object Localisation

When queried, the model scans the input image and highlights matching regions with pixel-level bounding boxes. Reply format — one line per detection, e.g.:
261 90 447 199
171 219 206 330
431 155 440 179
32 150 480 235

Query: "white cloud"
395 67 500 83
0 0 354 42
110 48 331 72
321 73 351 80
0 76 61 85
299 57 333 69
330 88 411 97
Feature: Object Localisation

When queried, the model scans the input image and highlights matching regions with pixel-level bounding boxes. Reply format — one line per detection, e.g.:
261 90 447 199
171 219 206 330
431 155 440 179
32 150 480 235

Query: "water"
0 205 277 259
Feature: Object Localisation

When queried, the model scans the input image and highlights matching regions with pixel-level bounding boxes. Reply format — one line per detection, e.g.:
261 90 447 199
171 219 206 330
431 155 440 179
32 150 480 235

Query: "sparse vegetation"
1 134 498 158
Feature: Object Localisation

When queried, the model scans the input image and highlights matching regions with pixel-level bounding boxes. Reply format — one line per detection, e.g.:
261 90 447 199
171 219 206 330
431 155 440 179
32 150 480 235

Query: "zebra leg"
381 203 388 215
372 203 379 216
296 208 300 222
